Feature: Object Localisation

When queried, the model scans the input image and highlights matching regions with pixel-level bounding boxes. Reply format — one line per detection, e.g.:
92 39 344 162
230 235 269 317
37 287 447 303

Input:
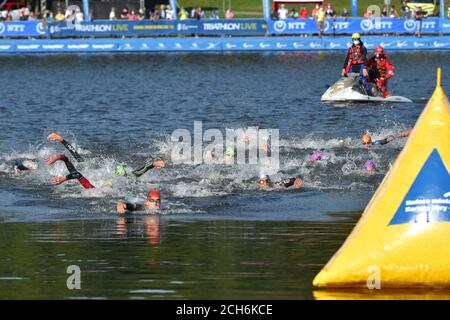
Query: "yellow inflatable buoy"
313 68 450 288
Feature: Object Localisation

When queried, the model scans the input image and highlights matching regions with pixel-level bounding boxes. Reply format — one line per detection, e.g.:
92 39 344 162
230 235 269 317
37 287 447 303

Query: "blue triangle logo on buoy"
389 149 450 225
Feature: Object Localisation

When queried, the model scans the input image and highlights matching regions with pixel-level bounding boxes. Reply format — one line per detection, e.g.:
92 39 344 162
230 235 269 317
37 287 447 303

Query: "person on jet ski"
366 45 395 98
341 33 370 94
342 33 368 77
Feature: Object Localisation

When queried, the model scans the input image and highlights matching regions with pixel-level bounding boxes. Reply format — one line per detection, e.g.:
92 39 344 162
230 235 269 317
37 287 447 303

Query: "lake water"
0 52 449 299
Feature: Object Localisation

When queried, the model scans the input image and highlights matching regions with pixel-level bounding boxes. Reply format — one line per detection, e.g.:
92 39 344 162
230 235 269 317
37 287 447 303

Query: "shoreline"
0 35 449 53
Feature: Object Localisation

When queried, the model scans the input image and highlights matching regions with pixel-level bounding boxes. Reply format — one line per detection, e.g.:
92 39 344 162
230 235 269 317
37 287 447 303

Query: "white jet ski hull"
321 75 412 103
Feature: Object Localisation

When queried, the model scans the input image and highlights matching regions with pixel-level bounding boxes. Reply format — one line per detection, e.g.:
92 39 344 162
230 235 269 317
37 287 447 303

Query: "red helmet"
375 45 384 54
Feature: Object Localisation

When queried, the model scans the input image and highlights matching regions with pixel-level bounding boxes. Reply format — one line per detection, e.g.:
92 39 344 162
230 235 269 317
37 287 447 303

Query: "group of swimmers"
7 128 412 215
359 128 412 172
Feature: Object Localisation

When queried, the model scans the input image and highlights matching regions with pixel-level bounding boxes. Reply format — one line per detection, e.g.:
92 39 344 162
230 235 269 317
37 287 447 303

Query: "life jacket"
368 54 395 79
348 45 365 65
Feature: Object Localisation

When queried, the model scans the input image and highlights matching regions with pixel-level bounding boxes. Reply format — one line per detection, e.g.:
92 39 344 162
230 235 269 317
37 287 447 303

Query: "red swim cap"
147 189 160 201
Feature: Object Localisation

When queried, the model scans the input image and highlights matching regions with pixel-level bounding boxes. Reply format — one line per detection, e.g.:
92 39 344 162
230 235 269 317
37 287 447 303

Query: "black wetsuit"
58 138 158 179
280 178 300 188
264 177 302 188
123 203 146 211
61 139 83 162
371 137 393 146
54 139 94 188
14 162 31 171
60 154 94 189
131 160 156 178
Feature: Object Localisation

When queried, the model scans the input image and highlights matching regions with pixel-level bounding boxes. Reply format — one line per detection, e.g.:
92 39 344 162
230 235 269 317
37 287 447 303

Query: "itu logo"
404 19 416 32
273 20 287 33
0 23 5 35
360 19 374 31
36 22 46 35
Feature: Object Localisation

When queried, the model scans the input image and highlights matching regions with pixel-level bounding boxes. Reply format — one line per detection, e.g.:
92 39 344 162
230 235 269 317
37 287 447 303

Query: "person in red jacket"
342 33 368 77
299 7 308 18
341 33 370 94
366 45 395 98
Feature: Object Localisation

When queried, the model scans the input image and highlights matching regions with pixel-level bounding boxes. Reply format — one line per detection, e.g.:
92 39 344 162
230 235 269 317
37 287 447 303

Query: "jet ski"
321 74 412 103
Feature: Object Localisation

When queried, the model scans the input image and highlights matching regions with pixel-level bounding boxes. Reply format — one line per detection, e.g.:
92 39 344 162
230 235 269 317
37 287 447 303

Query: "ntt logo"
273 20 287 33
404 19 416 32
360 19 373 32
0 23 5 35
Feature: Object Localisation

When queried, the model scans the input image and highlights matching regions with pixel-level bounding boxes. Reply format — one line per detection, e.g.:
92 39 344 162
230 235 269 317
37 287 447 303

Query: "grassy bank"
176 0 402 18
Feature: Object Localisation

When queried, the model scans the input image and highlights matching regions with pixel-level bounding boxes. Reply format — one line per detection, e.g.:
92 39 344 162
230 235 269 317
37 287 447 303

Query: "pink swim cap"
364 160 376 172
311 150 323 162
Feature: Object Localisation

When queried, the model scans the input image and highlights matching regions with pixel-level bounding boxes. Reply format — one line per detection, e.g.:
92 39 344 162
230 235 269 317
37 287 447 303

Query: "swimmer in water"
310 150 324 162
361 129 412 147
223 147 235 164
12 160 38 174
47 132 84 162
205 147 237 164
114 159 165 178
116 188 161 214
364 160 376 173
46 153 95 189
47 132 164 177
259 173 304 189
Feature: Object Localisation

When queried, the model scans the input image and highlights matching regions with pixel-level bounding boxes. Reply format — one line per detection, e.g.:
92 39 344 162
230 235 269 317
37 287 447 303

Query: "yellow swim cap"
352 33 361 40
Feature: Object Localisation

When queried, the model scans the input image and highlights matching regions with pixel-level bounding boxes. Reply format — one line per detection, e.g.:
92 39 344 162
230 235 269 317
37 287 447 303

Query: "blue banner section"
389 149 450 225
1 19 450 37
47 19 267 37
443 20 450 33
0 36 450 53
0 21 47 37
269 17 443 34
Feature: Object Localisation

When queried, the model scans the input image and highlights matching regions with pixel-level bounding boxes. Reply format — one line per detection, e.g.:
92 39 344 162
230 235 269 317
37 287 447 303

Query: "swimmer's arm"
63 171 95 189
47 133 83 162
275 178 296 188
61 139 83 162
131 159 165 178
124 203 146 211
276 177 304 188
117 202 145 214
396 129 412 138
58 154 94 189
372 135 395 146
